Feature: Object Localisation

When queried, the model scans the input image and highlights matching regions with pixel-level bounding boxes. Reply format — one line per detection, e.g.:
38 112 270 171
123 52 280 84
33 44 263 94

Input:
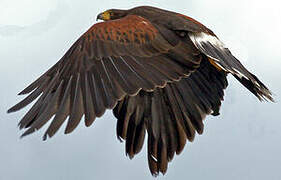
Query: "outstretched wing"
8 15 202 139
113 58 228 175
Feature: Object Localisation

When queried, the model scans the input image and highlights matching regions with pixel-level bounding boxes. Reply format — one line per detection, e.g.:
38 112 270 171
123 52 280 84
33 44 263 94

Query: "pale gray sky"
1 0 281 179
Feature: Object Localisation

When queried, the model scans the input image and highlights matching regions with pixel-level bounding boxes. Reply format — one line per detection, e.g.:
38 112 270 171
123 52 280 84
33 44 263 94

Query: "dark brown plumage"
8 6 273 176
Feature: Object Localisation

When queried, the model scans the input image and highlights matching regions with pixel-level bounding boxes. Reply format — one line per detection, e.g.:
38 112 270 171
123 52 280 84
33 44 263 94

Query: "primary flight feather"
8 6 273 176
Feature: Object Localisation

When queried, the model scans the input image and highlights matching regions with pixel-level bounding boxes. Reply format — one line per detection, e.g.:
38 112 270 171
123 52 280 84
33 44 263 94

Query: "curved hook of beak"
96 13 103 21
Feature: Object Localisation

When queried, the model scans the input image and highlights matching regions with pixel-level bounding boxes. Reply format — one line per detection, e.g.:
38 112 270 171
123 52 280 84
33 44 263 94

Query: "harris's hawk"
8 6 273 176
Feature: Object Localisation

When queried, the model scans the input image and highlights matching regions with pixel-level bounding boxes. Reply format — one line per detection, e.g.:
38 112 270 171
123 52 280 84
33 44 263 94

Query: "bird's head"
96 9 127 21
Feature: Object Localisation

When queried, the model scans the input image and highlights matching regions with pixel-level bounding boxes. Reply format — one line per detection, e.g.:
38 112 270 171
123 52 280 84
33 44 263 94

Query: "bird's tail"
188 31 274 102
233 72 274 102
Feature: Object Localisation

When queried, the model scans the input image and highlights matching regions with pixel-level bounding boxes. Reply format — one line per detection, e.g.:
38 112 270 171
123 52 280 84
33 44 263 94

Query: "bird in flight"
8 6 273 176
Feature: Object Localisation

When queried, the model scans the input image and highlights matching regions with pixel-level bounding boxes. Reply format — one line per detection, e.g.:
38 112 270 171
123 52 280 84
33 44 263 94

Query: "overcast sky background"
1 0 281 179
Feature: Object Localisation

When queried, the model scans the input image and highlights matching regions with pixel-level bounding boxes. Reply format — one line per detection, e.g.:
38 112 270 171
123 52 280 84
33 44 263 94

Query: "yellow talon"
208 58 222 71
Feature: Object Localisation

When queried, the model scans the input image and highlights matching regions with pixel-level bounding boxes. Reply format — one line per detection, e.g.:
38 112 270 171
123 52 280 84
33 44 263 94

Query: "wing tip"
42 133 49 141
7 104 22 113
20 128 34 139
7 108 13 114
18 90 28 95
